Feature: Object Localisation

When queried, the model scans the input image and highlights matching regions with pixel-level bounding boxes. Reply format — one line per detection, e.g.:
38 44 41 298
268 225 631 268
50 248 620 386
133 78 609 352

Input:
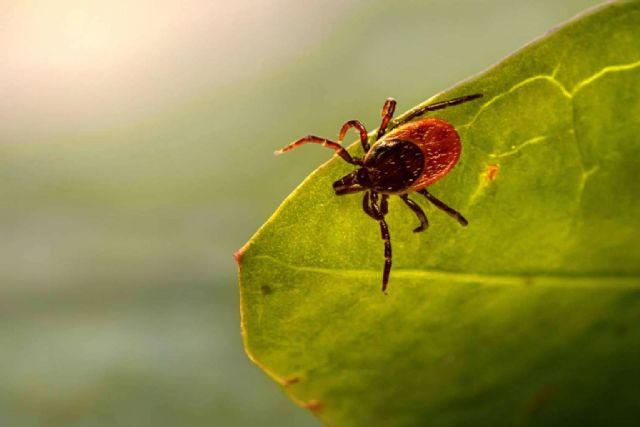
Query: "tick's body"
363 118 461 194
276 94 482 292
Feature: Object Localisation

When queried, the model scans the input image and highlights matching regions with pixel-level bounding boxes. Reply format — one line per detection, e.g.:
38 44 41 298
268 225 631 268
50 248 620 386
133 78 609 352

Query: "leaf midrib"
254 254 640 289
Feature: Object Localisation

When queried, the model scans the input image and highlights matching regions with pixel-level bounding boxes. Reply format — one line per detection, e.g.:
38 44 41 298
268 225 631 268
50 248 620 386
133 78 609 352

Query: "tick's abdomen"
388 118 462 192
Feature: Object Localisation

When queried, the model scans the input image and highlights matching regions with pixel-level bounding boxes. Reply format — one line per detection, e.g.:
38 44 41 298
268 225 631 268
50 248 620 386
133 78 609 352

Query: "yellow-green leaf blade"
239 3 640 426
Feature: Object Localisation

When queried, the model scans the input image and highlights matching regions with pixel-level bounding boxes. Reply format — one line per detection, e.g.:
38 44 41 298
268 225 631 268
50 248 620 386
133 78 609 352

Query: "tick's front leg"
376 98 397 140
366 192 392 293
339 120 370 153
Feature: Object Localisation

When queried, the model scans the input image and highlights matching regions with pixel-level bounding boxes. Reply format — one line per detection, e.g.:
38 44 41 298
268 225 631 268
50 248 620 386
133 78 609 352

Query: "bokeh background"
0 1 603 425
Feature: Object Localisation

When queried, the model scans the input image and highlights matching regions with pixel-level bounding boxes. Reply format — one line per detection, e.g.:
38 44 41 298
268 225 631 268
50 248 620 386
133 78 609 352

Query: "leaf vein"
254 255 640 290
570 59 640 95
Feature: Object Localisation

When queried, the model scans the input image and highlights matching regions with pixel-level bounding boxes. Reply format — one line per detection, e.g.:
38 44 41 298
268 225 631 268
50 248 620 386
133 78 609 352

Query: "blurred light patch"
0 0 363 137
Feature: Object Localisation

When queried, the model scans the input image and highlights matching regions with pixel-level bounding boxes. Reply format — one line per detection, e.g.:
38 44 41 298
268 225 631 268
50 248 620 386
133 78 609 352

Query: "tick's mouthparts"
333 172 363 195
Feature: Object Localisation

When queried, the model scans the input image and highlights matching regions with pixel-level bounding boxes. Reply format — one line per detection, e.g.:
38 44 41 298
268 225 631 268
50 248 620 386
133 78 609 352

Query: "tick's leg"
339 120 370 153
418 188 468 226
369 192 392 293
380 194 389 216
362 191 377 220
400 194 429 232
389 93 483 131
376 98 397 140
275 135 362 165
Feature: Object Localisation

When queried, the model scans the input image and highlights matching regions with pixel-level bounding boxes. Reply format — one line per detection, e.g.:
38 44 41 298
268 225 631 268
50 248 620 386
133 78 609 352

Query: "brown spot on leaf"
303 399 324 413
283 376 300 386
261 285 273 295
485 163 500 181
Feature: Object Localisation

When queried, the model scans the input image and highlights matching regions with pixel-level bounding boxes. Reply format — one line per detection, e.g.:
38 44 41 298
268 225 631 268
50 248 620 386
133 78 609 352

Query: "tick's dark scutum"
364 139 424 194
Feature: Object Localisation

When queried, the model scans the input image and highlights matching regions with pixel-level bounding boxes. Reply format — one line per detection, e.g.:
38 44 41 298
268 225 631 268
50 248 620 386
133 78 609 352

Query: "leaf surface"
238 3 640 426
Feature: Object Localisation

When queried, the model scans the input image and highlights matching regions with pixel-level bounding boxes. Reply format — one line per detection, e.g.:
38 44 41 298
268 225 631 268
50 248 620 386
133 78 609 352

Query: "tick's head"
333 167 371 195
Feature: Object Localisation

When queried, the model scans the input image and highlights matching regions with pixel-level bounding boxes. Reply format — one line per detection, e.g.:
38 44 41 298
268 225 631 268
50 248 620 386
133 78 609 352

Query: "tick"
275 94 483 292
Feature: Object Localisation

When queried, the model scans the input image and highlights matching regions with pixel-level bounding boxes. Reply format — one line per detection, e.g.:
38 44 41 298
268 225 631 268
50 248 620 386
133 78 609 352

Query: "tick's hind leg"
363 192 392 293
418 189 468 226
400 194 429 232
390 93 483 130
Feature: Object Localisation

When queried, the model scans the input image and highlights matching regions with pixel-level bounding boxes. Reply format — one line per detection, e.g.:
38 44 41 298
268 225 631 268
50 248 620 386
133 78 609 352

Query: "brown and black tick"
276 94 483 292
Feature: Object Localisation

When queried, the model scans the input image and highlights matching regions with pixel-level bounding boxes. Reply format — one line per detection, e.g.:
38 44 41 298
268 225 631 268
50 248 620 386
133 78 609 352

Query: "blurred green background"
0 1 602 425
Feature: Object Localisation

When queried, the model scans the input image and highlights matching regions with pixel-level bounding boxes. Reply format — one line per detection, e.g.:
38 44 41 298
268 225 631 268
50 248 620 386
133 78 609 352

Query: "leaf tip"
234 241 250 265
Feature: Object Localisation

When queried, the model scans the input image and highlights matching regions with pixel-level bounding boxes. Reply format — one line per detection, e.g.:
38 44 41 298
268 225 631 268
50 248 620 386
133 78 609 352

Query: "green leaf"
238 3 640 426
